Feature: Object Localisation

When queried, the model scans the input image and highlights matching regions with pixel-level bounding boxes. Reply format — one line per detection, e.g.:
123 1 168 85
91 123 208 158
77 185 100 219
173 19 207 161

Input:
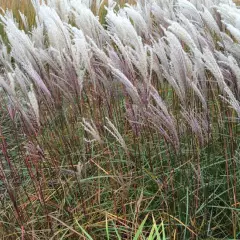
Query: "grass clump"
0 0 240 239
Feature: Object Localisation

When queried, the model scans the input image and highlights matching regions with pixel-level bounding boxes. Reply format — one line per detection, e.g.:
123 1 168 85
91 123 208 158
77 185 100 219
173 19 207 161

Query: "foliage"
0 0 240 239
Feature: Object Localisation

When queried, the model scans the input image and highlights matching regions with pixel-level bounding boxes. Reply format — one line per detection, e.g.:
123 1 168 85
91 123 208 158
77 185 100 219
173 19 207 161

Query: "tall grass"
0 0 240 239
0 0 35 28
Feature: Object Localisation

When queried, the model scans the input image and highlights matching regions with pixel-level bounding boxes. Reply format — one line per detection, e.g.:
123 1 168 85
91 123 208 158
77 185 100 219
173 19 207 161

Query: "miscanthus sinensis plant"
0 0 240 239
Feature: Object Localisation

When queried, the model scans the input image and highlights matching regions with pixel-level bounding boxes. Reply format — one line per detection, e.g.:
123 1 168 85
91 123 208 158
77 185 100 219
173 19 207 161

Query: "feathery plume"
104 117 128 154
82 118 103 144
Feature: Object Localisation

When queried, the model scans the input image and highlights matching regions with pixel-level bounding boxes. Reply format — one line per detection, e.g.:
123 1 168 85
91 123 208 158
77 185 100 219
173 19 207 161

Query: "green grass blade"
133 214 149 240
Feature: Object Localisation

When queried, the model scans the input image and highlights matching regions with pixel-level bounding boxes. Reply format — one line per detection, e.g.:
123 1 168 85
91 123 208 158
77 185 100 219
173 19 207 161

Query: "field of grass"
0 0 240 239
